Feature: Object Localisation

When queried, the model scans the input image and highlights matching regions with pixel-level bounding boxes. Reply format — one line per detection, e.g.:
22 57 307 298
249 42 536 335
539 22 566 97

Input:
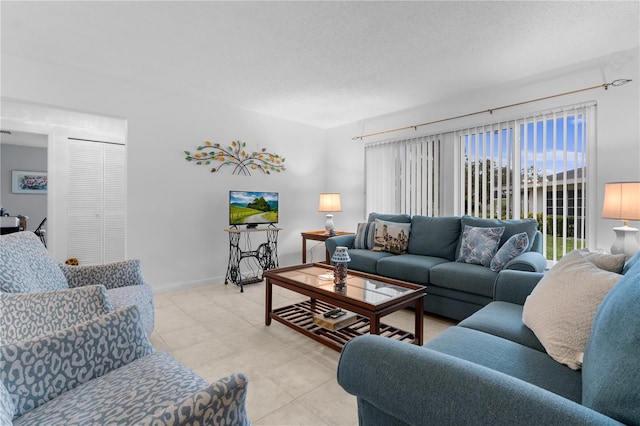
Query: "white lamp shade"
318 193 342 212
602 182 640 220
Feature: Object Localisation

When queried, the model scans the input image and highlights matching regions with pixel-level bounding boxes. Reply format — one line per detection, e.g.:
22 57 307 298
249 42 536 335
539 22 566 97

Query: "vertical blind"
365 135 441 217
456 102 594 260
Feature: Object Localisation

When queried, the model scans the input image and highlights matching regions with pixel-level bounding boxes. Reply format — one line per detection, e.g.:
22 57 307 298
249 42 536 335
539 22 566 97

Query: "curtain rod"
352 79 632 141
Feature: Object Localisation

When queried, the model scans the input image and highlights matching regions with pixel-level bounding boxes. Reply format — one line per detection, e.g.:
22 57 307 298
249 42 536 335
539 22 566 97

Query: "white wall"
1 54 327 292
2 47 638 292
325 47 640 251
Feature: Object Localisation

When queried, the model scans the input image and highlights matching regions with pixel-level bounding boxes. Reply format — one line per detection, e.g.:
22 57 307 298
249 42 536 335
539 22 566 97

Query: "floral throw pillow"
354 222 376 249
490 232 530 272
372 219 411 255
457 225 505 267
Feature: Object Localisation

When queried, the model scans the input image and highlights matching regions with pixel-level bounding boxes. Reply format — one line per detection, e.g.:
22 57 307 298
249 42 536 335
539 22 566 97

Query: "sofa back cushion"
1 305 153 418
582 256 640 424
367 212 411 223
0 231 68 293
457 216 539 258
407 216 461 261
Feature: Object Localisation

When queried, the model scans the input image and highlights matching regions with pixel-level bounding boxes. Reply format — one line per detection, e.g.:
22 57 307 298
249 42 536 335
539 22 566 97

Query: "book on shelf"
312 310 358 331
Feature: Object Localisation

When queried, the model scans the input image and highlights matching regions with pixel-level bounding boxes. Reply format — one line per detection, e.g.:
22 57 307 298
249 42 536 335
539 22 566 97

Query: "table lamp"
318 193 342 236
602 182 640 260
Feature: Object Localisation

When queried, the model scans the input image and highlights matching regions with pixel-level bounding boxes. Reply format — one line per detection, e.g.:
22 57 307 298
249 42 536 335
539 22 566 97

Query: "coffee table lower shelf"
271 299 417 351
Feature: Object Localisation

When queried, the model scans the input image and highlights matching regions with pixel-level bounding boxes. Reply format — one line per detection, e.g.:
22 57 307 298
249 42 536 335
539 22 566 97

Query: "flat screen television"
229 191 279 228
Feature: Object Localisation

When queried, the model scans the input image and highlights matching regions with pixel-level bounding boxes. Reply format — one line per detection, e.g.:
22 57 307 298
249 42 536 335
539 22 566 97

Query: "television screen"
229 191 279 227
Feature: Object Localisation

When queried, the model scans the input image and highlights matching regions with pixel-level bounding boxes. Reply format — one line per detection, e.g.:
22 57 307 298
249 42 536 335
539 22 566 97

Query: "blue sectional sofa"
326 213 547 320
337 252 640 425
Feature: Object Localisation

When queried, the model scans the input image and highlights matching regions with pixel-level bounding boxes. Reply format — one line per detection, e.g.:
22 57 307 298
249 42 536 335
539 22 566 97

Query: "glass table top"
274 266 419 305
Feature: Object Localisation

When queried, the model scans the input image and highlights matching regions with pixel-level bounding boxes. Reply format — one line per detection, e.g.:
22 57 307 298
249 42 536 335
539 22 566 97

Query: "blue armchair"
0 231 154 336
1 305 251 425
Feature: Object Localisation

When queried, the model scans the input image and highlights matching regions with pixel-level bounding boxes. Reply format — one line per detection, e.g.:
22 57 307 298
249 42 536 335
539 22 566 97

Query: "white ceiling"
1 1 639 129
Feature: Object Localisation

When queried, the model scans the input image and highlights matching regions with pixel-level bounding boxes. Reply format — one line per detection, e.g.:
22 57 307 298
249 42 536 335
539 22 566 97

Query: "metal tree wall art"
184 140 286 175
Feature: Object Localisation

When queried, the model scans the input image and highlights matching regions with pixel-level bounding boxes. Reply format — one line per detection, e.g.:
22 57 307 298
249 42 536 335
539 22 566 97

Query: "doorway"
0 130 48 239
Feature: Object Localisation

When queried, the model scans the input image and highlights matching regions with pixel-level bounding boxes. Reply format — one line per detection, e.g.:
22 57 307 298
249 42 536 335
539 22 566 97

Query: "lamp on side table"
318 193 342 236
602 181 640 260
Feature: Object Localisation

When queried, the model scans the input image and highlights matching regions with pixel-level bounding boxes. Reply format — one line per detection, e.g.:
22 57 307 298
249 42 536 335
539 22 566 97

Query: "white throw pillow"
522 250 622 370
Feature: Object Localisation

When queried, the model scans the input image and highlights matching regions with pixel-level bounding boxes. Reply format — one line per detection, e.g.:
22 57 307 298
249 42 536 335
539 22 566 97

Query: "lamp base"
611 225 640 261
324 214 335 236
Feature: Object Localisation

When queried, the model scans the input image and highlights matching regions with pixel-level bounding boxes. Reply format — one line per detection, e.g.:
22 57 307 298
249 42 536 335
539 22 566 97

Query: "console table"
301 230 354 263
224 225 282 292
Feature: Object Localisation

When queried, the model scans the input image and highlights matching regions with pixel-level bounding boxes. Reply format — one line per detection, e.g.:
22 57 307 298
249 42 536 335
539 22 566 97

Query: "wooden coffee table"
265 263 426 352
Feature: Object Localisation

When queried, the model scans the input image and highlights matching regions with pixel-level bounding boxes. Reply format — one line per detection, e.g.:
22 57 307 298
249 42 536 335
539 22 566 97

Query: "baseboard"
151 276 226 294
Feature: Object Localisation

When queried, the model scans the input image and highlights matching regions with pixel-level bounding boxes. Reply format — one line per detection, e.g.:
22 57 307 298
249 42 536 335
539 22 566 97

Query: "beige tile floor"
150 280 456 425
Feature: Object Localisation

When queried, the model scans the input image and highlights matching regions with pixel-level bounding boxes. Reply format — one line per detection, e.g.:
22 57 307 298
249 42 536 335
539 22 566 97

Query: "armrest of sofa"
1 306 153 419
338 335 620 425
494 270 545 305
504 251 547 272
60 259 146 290
144 373 250 425
325 234 356 258
0 285 115 344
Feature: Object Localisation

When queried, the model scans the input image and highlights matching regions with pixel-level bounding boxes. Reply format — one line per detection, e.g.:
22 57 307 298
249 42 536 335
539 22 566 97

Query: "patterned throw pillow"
490 232 529 272
372 219 411 255
354 222 376 249
457 225 505 267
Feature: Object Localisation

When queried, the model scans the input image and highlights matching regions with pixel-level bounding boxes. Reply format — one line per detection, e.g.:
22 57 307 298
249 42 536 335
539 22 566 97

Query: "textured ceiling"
1 1 639 129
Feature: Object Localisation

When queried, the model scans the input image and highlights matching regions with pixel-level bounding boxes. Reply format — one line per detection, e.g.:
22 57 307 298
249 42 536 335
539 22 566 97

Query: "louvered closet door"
67 139 125 264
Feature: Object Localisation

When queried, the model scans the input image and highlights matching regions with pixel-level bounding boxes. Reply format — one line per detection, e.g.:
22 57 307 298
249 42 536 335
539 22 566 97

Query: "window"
456 103 595 260
365 135 441 217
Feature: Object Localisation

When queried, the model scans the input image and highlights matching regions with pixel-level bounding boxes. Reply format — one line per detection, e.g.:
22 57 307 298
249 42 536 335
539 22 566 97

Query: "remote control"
323 308 342 318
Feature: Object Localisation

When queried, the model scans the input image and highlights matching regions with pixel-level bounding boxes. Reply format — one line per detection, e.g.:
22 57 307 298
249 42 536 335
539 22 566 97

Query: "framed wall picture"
11 170 48 194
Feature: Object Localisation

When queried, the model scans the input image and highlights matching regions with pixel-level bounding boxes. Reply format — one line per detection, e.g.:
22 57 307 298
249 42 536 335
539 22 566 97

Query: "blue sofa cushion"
429 262 498 298
425 327 583 403
347 249 394 275
354 222 376 249
622 250 640 274
457 225 504 267
407 216 461 261
376 254 449 285
490 232 529 272
458 301 545 352
0 231 69 293
367 212 411 223
458 216 539 253
582 257 640 425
